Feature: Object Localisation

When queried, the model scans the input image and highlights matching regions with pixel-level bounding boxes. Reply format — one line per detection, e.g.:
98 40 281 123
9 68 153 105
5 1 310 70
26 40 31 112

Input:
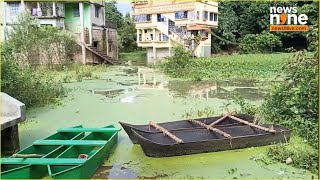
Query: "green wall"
64 3 91 35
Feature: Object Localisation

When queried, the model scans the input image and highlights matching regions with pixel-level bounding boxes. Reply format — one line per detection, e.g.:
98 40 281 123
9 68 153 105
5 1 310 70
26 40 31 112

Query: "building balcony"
27 2 65 18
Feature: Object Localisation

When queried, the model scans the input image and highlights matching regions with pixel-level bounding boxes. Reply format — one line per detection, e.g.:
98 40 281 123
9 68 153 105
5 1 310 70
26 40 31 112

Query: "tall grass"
119 51 147 65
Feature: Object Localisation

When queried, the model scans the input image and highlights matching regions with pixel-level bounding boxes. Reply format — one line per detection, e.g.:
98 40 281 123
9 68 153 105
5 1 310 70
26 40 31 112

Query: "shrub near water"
1 44 66 108
262 51 318 147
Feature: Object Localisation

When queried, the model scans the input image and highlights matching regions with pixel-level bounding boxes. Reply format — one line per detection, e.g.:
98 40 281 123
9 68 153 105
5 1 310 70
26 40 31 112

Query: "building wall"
90 4 104 26
106 28 118 60
146 47 170 65
64 3 91 43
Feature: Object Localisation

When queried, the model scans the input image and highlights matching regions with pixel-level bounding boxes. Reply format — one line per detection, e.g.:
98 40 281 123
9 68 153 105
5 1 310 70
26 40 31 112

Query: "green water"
19 65 316 179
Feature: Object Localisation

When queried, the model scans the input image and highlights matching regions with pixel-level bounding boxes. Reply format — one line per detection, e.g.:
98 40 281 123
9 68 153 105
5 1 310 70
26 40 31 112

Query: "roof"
187 25 210 31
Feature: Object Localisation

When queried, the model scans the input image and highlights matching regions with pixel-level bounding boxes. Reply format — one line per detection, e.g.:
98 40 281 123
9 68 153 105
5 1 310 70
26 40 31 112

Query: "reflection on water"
167 80 268 100
92 89 126 98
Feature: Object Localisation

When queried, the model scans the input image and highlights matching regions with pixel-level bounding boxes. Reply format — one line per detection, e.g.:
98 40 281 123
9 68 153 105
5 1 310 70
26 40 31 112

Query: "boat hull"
133 124 290 157
120 114 255 144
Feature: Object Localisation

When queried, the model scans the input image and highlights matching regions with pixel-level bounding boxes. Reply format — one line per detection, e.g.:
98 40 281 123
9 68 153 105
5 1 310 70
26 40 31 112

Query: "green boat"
1 125 120 179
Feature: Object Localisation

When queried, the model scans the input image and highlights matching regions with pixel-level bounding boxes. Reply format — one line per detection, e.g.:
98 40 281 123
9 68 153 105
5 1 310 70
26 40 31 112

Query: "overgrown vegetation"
213 2 318 53
239 31 282 53
232 50 318 173
1 44 66 108
61 64 103 83
1 13 78 107
268 136 318 174
262 51 318 147
159 45 291 81
119 51 147 65
8 13 77 69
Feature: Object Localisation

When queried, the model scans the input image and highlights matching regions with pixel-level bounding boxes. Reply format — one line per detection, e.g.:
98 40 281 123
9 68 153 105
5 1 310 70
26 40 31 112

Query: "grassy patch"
119 51 147 65
60 63 108 83
267 135 318 174
159 53 293 81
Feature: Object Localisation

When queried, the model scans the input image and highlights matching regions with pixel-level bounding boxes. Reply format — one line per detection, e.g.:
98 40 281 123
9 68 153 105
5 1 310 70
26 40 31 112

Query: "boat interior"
1 125 118 179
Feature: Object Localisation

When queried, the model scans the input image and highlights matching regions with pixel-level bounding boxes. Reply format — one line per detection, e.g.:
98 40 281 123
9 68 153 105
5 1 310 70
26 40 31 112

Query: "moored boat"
1 125 120 179
119 113 256 144
132 124 290 157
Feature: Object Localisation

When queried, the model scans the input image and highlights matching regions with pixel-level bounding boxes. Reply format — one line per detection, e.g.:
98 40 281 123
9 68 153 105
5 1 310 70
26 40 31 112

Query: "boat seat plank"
1 158 86 165
33 140 108 146
57 127 120 133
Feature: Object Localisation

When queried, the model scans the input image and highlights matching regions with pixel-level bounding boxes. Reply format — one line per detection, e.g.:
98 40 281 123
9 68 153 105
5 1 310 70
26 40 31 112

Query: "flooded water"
19 65 316 179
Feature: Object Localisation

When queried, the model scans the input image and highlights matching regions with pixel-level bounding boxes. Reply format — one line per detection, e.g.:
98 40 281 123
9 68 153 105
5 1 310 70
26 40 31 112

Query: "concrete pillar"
20 0 25 13
142 29 145 42
153 46 156 64
1 125 20 155
136 29 140 43
52 2 56 16
152 28 156 42
79 2 86 64
169 46 172 56
2 2 7 41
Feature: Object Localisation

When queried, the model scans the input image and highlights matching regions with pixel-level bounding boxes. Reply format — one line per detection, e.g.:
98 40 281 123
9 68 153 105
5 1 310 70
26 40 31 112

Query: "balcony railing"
30 2 64 17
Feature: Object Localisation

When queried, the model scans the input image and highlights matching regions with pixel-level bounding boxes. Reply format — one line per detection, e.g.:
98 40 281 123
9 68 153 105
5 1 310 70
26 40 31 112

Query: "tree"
212 1 317 53
105 0 124 29
118 13 139 52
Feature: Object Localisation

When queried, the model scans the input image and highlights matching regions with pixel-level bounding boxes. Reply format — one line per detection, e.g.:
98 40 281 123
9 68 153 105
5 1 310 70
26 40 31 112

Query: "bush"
262 51 318 147
240 31 282 53
159 45 193 77
1 44 67 108
268 138 318 173
8 13 77 68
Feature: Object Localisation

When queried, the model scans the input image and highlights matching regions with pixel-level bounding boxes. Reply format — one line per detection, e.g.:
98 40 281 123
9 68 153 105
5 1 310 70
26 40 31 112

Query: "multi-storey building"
132 0 218 64
1 0 119 64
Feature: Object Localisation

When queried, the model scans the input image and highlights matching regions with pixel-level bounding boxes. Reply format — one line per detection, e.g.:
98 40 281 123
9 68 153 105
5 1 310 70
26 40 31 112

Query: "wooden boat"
132 124 290 157
119 113 255 144
1 125 120 179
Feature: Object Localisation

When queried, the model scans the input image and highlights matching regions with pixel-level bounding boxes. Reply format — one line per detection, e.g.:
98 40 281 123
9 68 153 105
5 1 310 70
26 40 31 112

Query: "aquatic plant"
159 53 292 81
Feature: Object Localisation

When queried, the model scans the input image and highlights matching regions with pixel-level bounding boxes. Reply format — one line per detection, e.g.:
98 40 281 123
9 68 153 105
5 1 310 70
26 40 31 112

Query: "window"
203 11 208 20
134 14 151 22
144 30 147 33
74 4 80 17
40 2 53 16
108 44 112 52
159 33 161 41
146 14 151 21
214 13 218 21
196 11 200 20
209 12 214 21
175 11 188 19
8 2 20 17
139 34 142 41
150 34 153 41
95 5 100 18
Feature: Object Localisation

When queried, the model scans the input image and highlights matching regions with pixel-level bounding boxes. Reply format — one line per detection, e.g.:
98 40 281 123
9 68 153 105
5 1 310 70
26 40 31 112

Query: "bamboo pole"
228 115 276 133
189 119 232 139
11 154 44 158
149 121 183 143
209 111 235 126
